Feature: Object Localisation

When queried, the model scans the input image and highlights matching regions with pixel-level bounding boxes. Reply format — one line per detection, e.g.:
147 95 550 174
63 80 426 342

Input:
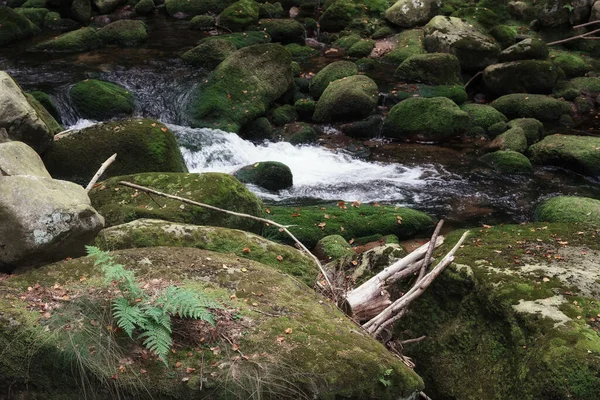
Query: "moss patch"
31 27 101 53
309 60 358 99
528 134 600 177
0 5 40 46
69 79 134 121
535 196 600 227
98 20 148 47
491 94 572 123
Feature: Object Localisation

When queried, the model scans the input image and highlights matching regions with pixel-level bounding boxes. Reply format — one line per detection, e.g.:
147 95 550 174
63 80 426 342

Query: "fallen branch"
117 181 335 295
573 20 600 29
548 27 600 46
400 335 426 345
416 219 444 282
86 153 117 192
464 71 483 90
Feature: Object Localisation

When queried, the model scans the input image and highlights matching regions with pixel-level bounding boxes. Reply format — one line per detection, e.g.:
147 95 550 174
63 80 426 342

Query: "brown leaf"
284 328 293 334
140 369 147 374
161 127 167 133
232 343 240 351
276 255 283 261
291 213 301 217
186 367 196 374
175 361 182 368
349 238 355 245
265 208 271 214
276 336 285 343
243 247 251 253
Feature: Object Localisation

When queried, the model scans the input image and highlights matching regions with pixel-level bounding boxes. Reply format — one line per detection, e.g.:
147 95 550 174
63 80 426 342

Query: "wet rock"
216 0 260 32
491 93 572 122
479 150 533 174
529 134 600 177
0 6 39 46
0 141 51 178
98 19 148 46
234 161 293 191
69 79 134 120
483 60 560 95
181 39 237 69
275 121 318 144
488 126 528 153
535 196 600 225
395 53 461 86
31 26 102 52
384 0 440 28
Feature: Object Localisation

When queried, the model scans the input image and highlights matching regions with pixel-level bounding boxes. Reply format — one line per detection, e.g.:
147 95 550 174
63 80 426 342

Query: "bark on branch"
86 153 117 192
548 28 600 46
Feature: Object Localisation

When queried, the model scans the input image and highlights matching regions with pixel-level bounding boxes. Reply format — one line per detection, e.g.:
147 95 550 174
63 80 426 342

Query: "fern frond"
138 322 173 366
112 298 143 338
140 305 172 333
156 287 217 325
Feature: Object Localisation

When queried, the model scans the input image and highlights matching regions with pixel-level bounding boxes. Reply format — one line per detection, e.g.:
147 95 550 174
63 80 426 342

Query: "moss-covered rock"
395 53 461 86
499 37 549 62
197 31 271 49
95 219 317 285
258 18 305 44
535 196 600 226
479 150 533 174
488 126 528 153
69 79 134 121
423 15 500 70
309 60 358 99
70 0 90 23
313 234 354 262
0 6 40 46
489 24 517 49
529 134 600 178
483 60 560 95
89 172 265 232
0 141 51 178
259 1 283 18
383 97 469 141
0 246 423 398
271 104 297 126
318 0 362 32
392 83 468 104
355 57 376 71
400 223 600 400
28 91 60 123
14 7 48 27
488 121 509 137
234 161 293 191
239 116 273 140
31 27 101 52
216 0 260 32
313 75 378 123
275 121 317 144
552 52 590 78
24 93 62 136
347 38 375 57
284 42 318 61
383 29 425 64
331 32 360 50
265 204 434 249
165 0 236 18
93 0 124 14
508 117 543 145
450 5 502 30
460 103 508 134
43 119 187 184
491 94 572 123
570 76 600 96
186 43 292 133
98 20 148 47
20 0 45 8
42 11 74 30
181 39 237 69
134 0 155 15
294 98 315 120
189 14 214 30
340 115 382 138
384 0 439 28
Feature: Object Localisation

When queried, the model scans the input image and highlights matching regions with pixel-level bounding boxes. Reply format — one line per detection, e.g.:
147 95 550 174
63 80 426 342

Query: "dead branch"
573 20 600 29
363 231 469 335
464 71 483 90
416 220 444 282
400 335 426 345
548 28 600 46
86 153 117 192
117 181 335 294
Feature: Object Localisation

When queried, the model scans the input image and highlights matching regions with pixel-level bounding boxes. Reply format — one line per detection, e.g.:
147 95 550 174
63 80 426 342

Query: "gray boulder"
0 175 105 272
385 0 441 28
0 141 51 178
0 72 52 153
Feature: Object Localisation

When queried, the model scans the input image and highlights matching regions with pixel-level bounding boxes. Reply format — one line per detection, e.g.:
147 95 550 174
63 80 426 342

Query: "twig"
464 71 483 90
86 153 117 192
548 28 600 46
420 392 433 400
573 20 600 29
400 335 426 345
416 220 444 282
117 181 335 295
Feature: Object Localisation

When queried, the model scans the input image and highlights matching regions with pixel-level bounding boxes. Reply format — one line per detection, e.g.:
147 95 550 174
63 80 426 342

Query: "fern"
86 246 219 366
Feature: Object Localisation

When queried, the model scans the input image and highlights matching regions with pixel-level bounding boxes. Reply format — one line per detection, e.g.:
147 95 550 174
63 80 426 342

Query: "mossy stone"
489 24 517 49
21 0 45 8
234 160 293 191
340 115 382 138
384 0 439 28
69 79 134 121
395 53 461 86
14 7 48 27
43 119 187 185
552 52 590 78
535 196 600 226
294 98 315 120
347 38 375 58
93 0 124 14
479 150 533 174
28 91 60 122
70 0 90 23
265 204 434 249
98 20 148 47
197 31 270 49
499 37 549 62
383 97 469 141
239 117 273 140
319 0 362 32
271 104 297 126
483 60 560 95
134 0 155 16
259 18 305 44
276 122 317 144
491 94 572 123
571 77 600 96
355 57 376 71
314 234 355 261
189 14 214 30
507 118 543 145
216 0 260 32
450 6 500 29
383 29 425 64
32 27 101 52
372 25 395 39
24 93 62 136
313 75 378 123
309 60 358 99
488 126 528 153
186 43 292 133
284 42 318 61
488 121 509 137
392 84 468 104
181 39 237 69
165 0 236 18
332 32 360 50
259 1 283 18
89 172 265 232
460 104 508 133
529 134 600 178
0 6 40 46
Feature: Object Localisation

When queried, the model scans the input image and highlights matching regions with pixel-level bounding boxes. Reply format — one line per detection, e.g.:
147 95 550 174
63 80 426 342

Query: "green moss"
340 115 382 138
553 80 580 101
535 196 600 226
451 6 501 30
234 161 293 191
284 42 318 61
294 98 314 120
70 0 90 23
186 43 292 133
21 0 45 7
259 1 283 18
32 27 102 53
313 75 378 123
372 25 395 39
489 24 517 49
14 7 48 27
483 60 559 96
488 121 509 137
0 6 40 46
42 119 187 184
271 104 297 126
25 93 62 136
275 122 318 144
383 97 469 141
392 84 468 104
383 29 425 64
479 150 533 174
571 77 600 95
332 32 360 50
309 60 357 99
265 204 433 249
395 53 461 86
491 93 572 123
181 39 237 69
28 90 60 122
98 20 148 47
165 0 236 18
499 37 549 62
489 126 528 153
69 79 134 121
552 52 590 78
259 18 305 44
356 57 376 71
314 234 355 261
189 14 214 30
89 172 265 232
239 116 273 140
461 103 508 133
508 118 543 145
198 31 271 49
319 0 362 32
529 134 600 177
134 0 155 15
216 0 260 32
347 38 375 58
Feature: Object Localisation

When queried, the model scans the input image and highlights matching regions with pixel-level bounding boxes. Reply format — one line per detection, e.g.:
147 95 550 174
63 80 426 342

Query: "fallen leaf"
140 369 147 374
284 328 293 334
175 362 181 368
265 208 270 214
232 343 240 351
186 367 196 374
182 377 190 382
276 255 283 261
276 336 285 343
243 247 251 253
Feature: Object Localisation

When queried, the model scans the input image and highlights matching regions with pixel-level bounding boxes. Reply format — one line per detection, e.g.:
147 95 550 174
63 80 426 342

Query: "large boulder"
533 0 593 27
312 75 378 123
0 141 51 178
181 39 237 69
98 20 148 47
89 172 265 233
395 53 461 85
93 0 124 13
460 103 508 134
0 6 40 46
423 16 500 70
491 94 572 122
529 134 600 177
487 126 528 153
499 38 549 62
384 0 440 28
234 161 293 191
535 196 600 225
43 119 187 185
25 93 62 136
383 29 426 64
0 246 424 398
383 97 469 141
165 0 236 18
31 27 102 52
0 72 52 153
483 61 560 95
400 223 600 399
216 0 260 32
479 150 533 174
258 18 305 45
309 60 358 99
0 175 104 272
186 43 292 132
69 79 134 121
